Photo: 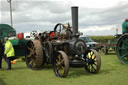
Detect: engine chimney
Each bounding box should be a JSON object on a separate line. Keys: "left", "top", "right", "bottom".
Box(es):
{"left": 71, "top": 6, "right": 79, "bottom": 39}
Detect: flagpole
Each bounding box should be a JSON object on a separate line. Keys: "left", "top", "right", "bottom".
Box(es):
{"left": 7, "top": 0, "right": 13, "bottom": 27}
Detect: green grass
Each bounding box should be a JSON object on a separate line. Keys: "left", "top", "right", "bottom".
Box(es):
{"left": 0, "top": 52, "right": 128, "bottom": 85}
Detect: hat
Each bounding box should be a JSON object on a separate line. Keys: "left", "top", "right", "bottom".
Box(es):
{"left": 125, "top": 19, "right": 128, "bottom": 22}
{"left": 64, "top": 24, "right": 68, "bottom": 28}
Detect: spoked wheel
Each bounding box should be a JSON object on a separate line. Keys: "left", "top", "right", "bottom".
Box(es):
{"left": 53, "top": 51, "right": 69, "bottom": 78}
{"left": 116, "top": 34, "right": 128, "bottom": 64}
{"left": 101, "top": 45, "right": 108, "bottom": 55}
{"left": 25, "top": 40, "right": 44, "bottom": 69}
{"left": 84, "top": 49, "right": 101, "bottom": 73}
{"left": 30, "top": 30, "right": 38, "bottom": 38}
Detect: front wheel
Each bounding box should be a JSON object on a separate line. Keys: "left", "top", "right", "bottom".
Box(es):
{"left": 53, "top": 51, "right": 69, "bottom": 78}
{"left": 84, "top": 49, "right": 101, "bottom": 73}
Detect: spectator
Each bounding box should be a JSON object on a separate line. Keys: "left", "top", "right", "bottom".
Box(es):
{"left": 4, "top": 37, "right": 15, "bottom": 70}
{"left": 0, "top": 40, "right": 4, "bottom": 69}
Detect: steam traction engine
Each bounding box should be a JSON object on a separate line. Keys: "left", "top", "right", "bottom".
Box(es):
{"left": 25, "top": 7, "right": 101, "bottom": 78}
{"left": 116, "top": 19, "right": 128, "bottom": 64}
{"left": 116, "top": 33, "right": 128, "bottom": 64}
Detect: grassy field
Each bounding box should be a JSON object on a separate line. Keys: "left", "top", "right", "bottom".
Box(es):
{"left": 0, "top": 52, "right": 128, "bottom": 85}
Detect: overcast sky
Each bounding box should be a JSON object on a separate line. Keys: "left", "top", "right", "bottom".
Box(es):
{"left": 0, "top": 0, "right": 128, "bottom": 35}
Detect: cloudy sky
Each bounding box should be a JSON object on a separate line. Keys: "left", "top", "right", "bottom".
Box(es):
{"left": 0, "top": 0, "right": 128, "bottom": 35}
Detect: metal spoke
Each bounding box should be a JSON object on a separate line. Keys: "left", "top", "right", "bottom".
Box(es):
{"left": 118, "top": 47, "right": 127, "bottom": 50}
{"left": 28, "top": 47, "right": 33, "bottom": 51}
{"left": 92, "top": 64, "right": 97, "bottom": 69}
{"left": 91, "top": 51, "right": 94, "bottom": 56}
{"left": 56, "top": 58, "right": 59, "bottom": 63}
{"left": 122, "top": 39, "right": 128, "bottom": 46}
{"left": 60, "top": 59, "right": 64, "bottom": 64}
{"left": 91, "top": 65, "right": 96, "bottom": 72}
{"left": 61, "top": 65, "right": 65, "bottom": 70}
{"left": 56, "top": 65, "right": 59, "bottom": 71}
{"left": 93, "top": 63, "right": 97, "bottom": 66}
{"left": 94, "top": 59, "right": 97, "bottom": 62}
{"left": 123, "top": 57, "right": 128, "bottom": 61}
{"left": 57, "top": 65, "right": 64, "bottom": 75}
{"left": 121, "top": 48, "right": 128, "bottom": 52}
{"left": 56, "top": 63, "right": 58, "bottom": 67}
{"left": 58, "top": 55, "right": 61, "bottom": 61}
{"left": 118, "top": 48, "right": 127, "bottom": 55}
{"left": 91, "top": 54, "right": 96, "bottom": 59}
{"left": 88, "top": 52, "right": 91, "bottom": 59}
{"left": 29, "top": 59, "right": 34, "bottom": 65}
{"left": 88, "top": 65, "right": 91, "bottom": 72}
{"left": 27, "top": 52, "right": 33, "bottom": 58}
{"left": 121, "top": 52, "right": 128, "bottom": 58}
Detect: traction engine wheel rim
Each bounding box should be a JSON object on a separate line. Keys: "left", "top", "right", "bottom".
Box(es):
{"left": 53, "top": 51, "right": 69, "bottom": 78}
{"left": 116, "top": 34, "right": 128, "bottom": 64}
{"left": 85, "top": 49, "right": 101, "bottom": 73}
{"left": 25, "top": 40, "right": 44, "bottom": 69}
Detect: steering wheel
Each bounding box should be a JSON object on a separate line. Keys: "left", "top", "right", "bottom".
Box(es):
{"left": 30, "top": 30, "right": 38, "bottom": 38}
{"left": 54, "top": 23, "right": 64, "bottom": 32}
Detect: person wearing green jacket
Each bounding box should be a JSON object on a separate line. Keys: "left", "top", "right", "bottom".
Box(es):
{"left": 4, "top": 37, "right": 15, "bottom": 70}
{"left": 122, "top": 19, "right": 128, "bottom": 34}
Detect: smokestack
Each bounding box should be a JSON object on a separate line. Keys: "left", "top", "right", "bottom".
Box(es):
{"left": 71, "top": 6, "right": 79, "bottom": 39}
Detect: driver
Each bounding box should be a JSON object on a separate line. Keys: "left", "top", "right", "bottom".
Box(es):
{"left": 122, "top": 19, "right": 128, "bottom": 34}
{"left": 63, "top": 24, "right": 69, "bottom": 29}
{"left": 60, "top": 24, "right": 69, "bottom": 38}
{"left": 60, "top": 24, "right": 72, "bottom": 39}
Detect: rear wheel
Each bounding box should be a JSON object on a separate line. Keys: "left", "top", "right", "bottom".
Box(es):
{"left": 84, "top": 49, "right": 101, "bottom": 73}
{"left": 25, "top": 40, "right": 44, "bottom": 69}
{"left": 53, "top": 51, "right": 69, "bottom": 78}
{"left": 116, "top": 34, "right": 128, "bottom": 64}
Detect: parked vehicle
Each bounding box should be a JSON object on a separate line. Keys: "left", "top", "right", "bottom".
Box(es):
{"left": 25, "top": 7, "right": 101, "bottom": 78}
{"left": 0, "top": 24, "right": 29, "bottom": 58}
{"left": 80, "top": 35, "right": 98, "bottom": 49}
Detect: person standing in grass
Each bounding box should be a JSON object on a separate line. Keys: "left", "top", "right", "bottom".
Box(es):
{"left": 4, "top": 37, "right": 15, "bottom": 70}
{"left": 0, "top": 39, "right": 4, "bottom": 69}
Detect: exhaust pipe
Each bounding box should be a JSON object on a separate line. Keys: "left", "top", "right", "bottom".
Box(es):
{"left": 71, "top": 6, "right": 79, "bottom": 39}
